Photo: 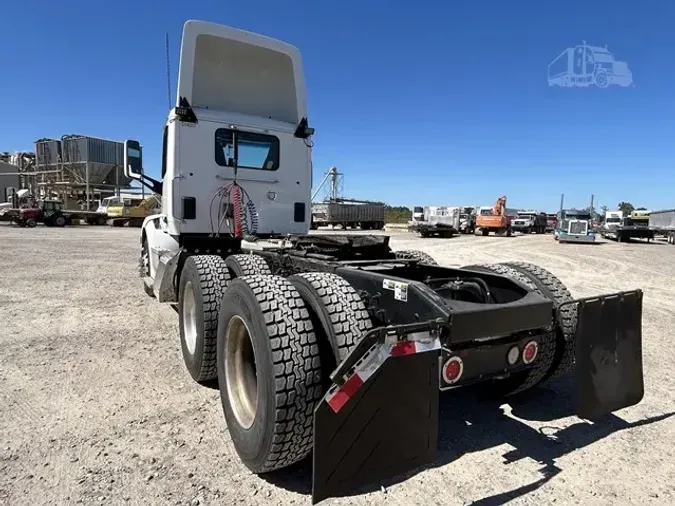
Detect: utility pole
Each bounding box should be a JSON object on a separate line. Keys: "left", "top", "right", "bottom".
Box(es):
{"left": 559, "top": 193, "right": 564, "bottom": 212}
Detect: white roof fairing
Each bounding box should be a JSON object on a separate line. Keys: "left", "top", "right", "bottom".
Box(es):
{"left": 176, "top": 20, "right": 307, "bottom": 125}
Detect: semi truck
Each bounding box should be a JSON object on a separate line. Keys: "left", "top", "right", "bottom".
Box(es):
{"left": 649, "top": 209, "right": 675, "bottom": 245}
{"left": 126, "top": 20, "right": 645, "bottom": 504}
{"left": 554, "top": 209, "right": 596, "bottom": 243}
{"left": 310, "top": 198, "right": 385, "bottom": 230}
{"left": 408, "top": 205, "right": 460, "bottom": 237}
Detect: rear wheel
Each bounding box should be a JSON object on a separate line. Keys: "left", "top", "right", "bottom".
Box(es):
{"left": 504, "top": 261, "right": 577, "bottom": 384}
{"left": 178, "top": 255, "right": 231, "bottom": 382}
{"left": 225, "top": 254, "right": 271, "bottom": 278}
{"left": 394, "top": 249, "right": 439, "bottom": 265}
{"left": 217, "top": 275, "right": 323, "bottom": 473}
{"left": 26, "top": 218, "right": 37, "bottom": 228}
{"left": 289, "top": 272, "right": 372, "bottom": 369}
{"left": 139, "top": 238, "right": 154, "bottom": 297}
{"left": 461, "top": 263, "right": 557, "bottom": 395}
{"left": 54, "top": 215, "right": 66, "bottom": 227}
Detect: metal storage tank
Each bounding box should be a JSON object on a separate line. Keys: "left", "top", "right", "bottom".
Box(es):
{"left": 34, "top": 138, "right": 62, "bottom": 167}
{"left": 61, "top": 135, "right": 131, "bottom": 186}
{"left": 0, "top": 161, "right": 21, "bottom": 202}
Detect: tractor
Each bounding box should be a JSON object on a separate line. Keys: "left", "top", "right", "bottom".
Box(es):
{"left": 125, "top": 20, "right": 645, "bottom": 504}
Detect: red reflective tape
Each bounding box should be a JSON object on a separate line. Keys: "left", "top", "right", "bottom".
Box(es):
{"left": 326, "top": 373, "right": 364, "bottom": 413}
{"left": 391, "top": 341, "right": 417, "bottom": 356}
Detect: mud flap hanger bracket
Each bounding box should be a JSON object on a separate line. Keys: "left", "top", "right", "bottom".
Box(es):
{"left": 329, "top": 318, "right": 446, "bottom": 386}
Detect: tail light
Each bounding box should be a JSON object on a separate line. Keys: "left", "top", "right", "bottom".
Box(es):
{"left": 523, "top": 341, "right": 538, "bottom": 364}
{"left": 442, "top": 356, "right": 464, "bottom": 384}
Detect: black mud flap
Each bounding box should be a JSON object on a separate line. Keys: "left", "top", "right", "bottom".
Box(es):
{"left": 573, "top": 290, "right": 644, "bottom": 420}
{"left": 311, "top": 341, "right": 440, "bottom": 504}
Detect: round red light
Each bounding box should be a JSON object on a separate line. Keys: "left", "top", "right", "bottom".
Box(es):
{"left": 523, "top": 341, "right": 538, "bottom": 364}
{"left": 442, "top": 357, "right": 464, "bottom": 384}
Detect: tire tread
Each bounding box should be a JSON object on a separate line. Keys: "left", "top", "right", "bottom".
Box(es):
{"left": 232, "top": 274, "right": 323, "bottom": 472}
{"left": 182, "top": 255, "right": 231, "bottom": 382}
{"left": 290, "top": 272, "right": 372, "bottom": 361}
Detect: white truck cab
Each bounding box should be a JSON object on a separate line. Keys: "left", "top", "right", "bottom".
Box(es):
{"left": 123, "top": 21, "right": 315, "bottom": 298}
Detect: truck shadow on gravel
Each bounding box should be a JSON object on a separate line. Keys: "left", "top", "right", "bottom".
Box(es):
{"left": 261, "top": 380, "right": 673, "bottom": 504}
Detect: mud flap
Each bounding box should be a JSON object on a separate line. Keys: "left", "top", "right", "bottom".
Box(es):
{"left": 311, "top": 339, "right": 440, "bottom": 504}
{"left": 573, "top": 290, "right": 644, "bottom": 419}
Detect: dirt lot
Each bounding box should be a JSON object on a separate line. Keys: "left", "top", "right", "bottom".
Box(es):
{"left": 1, "top": 225, "right": 674, "bottom": 506}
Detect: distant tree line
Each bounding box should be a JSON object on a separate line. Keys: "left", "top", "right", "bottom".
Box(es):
{"left": 385, "top": 205, "right": 412, "bottom": 224}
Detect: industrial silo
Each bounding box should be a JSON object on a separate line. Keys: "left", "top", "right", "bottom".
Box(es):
{"left": 61, "top": 134, "right": 131, "bottom": 187}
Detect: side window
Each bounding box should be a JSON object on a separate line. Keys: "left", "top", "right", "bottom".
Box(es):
{"left": 215, "top": 129, "right": 280, "bottom": 171}
{"left": 161, "top": 125, "right": 168, "bottom": 179}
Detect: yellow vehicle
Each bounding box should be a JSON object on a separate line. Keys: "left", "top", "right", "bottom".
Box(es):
{"left": 107, "top": 195, "right": 161, "bottom": 227}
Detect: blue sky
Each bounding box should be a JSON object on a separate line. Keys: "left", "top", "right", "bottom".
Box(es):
{"left": 2, "top": 0, "right": 674, "bottom": 212}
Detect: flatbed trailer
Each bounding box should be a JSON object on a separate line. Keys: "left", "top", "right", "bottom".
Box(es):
{"left": 66, "top": 209, "right": 108, "bottom": 226}
{"left": 409, "top": 221, "right": 457, "bottom": 237}
{"left": 125, "top": 20, "right": 646, "bottom": 504}
{"left": 5, "top": 201, "right": 107, "bottom": 227}
{"left": 603, "top": 223, "right": 655, "bottom": 242}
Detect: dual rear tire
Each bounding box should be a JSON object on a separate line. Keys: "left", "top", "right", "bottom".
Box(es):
{"left": 178, "top": 253, "right": 372, "bottom": 473}
{"left": 462, "top": 261, "right": 576, "bottom": 395}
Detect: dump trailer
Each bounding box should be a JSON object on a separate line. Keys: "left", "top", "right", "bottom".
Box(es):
{"left": 311, "top": 198, "right": 385, "bottom": 230}
{"left": 649, "top": 209, "right": 675, "bottom": 245}
{"left": 409, "top": 205, "right": 460, "bottom": 237}
{"left": 545, "top": 213, "right": 557, "bottom": 233}
{"left": 126, "top": 21, "right": 645, "bottom": 505}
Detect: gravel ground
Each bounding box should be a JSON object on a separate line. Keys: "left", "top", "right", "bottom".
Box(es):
{"left": 1, "top": 224, "right": 674, "bottom": 506}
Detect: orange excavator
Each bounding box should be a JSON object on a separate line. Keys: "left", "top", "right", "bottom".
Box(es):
{"left": 475, "top": 196, "right": 511, "bottom": 236}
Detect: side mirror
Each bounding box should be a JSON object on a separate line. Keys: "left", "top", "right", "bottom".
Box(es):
{"left": 124, "top": 140, "right": 143, "bottom": 180}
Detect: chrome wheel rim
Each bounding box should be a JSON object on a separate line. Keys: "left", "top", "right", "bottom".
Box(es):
{"left": 182, "top": 281, "right": 197, "bottom": 355}
{"left": 225, "top": 315, "right": 258, "bottom": 429}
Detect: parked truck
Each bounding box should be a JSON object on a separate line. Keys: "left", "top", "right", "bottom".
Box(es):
{"left": 554, "top": 209, "right": 596, "bottom": 243}
{"left": 409, "top": 205, "right": 460, "bottom": 238}
{"left": 311, "top": 198, "right": 385, "bottom": 230}
{"left": 125, "top": 20, "right": 645, "bottom": 504}
{"left": 545, "top": 213, "right": 557, "bottom": 233}
{"left": 458, "top": 206, "right": 476, "bottom": 234}
{"left": 649, "top": 209, "right": 675, "bottom": 245}
{"left": 511, "top": 210, "right": 547, "bottom": 234}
